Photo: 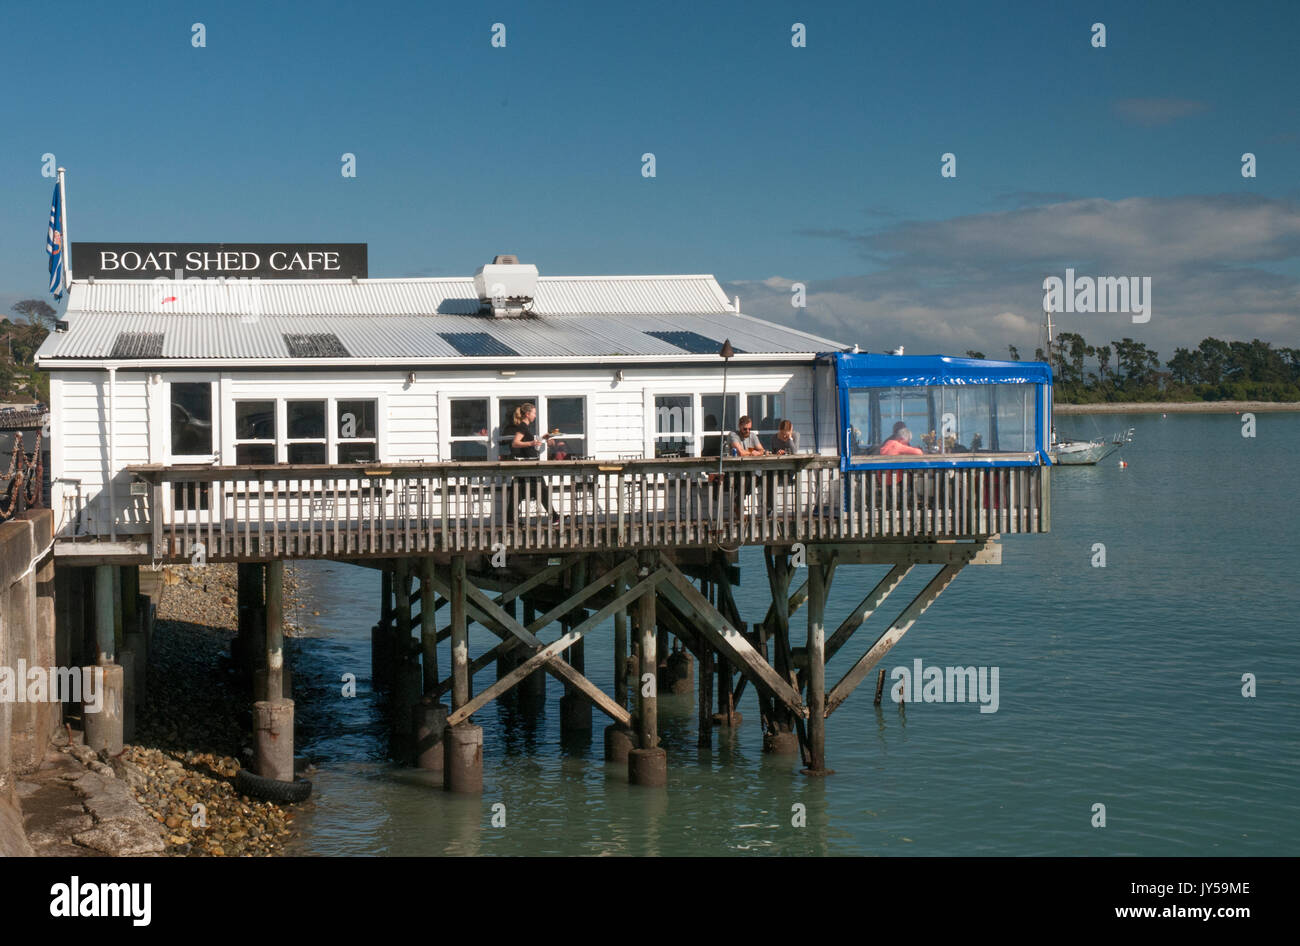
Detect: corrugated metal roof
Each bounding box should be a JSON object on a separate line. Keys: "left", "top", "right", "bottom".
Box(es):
{"left": 37, "top": 273, "right": 848, "bottom": 362}
{"left": 64, "top": 274, "right": 735, "bottom": 317}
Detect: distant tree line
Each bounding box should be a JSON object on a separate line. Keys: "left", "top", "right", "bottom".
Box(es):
{"left": 975, "top": 336, "right": 1300, "bottom": 403}
{"left": 2, "top": 299, "right": 54, "bottom": 403}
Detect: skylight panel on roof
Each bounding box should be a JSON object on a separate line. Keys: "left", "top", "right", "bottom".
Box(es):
{"left": 283, "top": 333, "right": 350, "bottom": 357}
{"left": 437, "top": 332, "right": 520, "bottom": 357}
{"left": 643, "top": 330, "right": 746, "bottom": 355}
{"left": 110, "top": 332, "right": 164, "bottom": 358}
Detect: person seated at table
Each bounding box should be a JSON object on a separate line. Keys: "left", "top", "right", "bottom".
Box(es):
{"left": 879, "top": 422, "right": 924, "bottom": 456}
{"left": 727, "top": 415, "right": 766, "bottom": 517}
{"left": 728, "top": 415, "right": 767, "bottom": 457}
{"left": 772, "top": 419, "right": 799, "bottom": 455}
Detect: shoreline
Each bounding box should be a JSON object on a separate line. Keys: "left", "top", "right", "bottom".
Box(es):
{"left": 1054, "top": 400, "right": 1299, "bottom": 415}
{"left": 124, "top": 562, "right": 312, "bottom": 856}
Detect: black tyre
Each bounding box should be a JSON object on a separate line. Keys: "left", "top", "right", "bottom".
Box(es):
{"left": 234, "top": 767, "right": 313, "bottom": 804}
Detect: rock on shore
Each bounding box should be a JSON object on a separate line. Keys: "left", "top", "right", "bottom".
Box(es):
{"left": 126, "top": 562, "right": 309, "bottom": 856}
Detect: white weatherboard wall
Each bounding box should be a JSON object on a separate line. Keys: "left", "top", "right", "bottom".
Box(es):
{"left": 48, "top": 362, "right": 835, "bottom": 539}
{"left": 51, "top": 371, "right": 152, "bottom": 537}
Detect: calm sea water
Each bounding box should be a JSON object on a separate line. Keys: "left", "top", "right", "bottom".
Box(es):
{"left": 280, "top": 412, "right": 1300, "bottom": 856}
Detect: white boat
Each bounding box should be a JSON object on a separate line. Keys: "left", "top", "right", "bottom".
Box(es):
{"left": 1050, "top": 427, "right": 1133, "bottom": 465}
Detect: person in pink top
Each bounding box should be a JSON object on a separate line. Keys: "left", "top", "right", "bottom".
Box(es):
{"left": 879, "top": 422, "right": 924, "bottom": 457}
{"left": 878, "top": 422, "right": 924, "bottom": 492}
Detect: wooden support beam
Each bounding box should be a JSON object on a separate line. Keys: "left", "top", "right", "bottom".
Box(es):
{"left": 445, "top": 568, "right": 663, "bottom": 727}
{"left": 824, "top": 563, "right": 966, "bottom": 718}
{"left": 808, "top": 540, "right": 1000, "bottom": 566}
{"left": 94, "top": 564, "right": 115, "bottom": 662}
{"left": 265, "top": 560, "right": 284, "bottom": 701}
{"left": 380, "top": 567, "right": 393, "bottom": 627}
{"left": 698, "top": 646, "right": 713, "bottom": 748}
{"left": 456, "top": 573, "right": 634, "bottom": 726}
{"left": 805, "top": 560, "right": 829, "bottom": 771}
{"left": 636, "top": 554, "right": 659, "bottom": 749}
{"left": 495, "top": 557, "right": 576, "bottom": 609}
{"left": 395, "top": 559, "right": 412, "bottom": 657}
{"left": 655, "top": 555, "right": 806, "bottom": 716}
{"left": 420, "top": 557, "right": 438, "bottom": 695}
{"left": 450, "top": 556, "right": 468, "bottom": 709}
{"left": 654, "top": 602, "right": 703, "bottom": 660}
{"left": 823, "top": 564, "right": 912, "bottom": 663}
{"left": 614, "top": 571, "right": 628, "bottom": 708}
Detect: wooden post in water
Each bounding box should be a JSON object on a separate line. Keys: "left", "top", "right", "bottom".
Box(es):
{"left": 604, "top": 566, "right": 636, "bottom": 762}
{"left": 614, "top": 571, "right": 628, "bottom": 708}
{"left": 803, "top": 558, "right": 831, "bottom": 775}
{"left": 698, "top": 646, "right": 713, "bottom": 749}
{"left": 254, "top": 559, "right": 295, "bottom": 782}
{"left": 628, "top": 552, "right": 667, "bottom": 785}
{"left": 449, "top": 556, "right": 468, "bottom": 710}
{"left": 560, "top": 556, "right": 592, "bottom": 733}
{"left": 444, "top": 554, "right": 483, "bottom": 792}
{"left": 371, "top": 567, "right": 394, "bottom": 690}
{"left": 763, "top": 551, "right": 799, "bottom": 754}
{"left": 392, "top": 559, "right": 420, "bottom": 737}
{"left": 264, "top": 561, "right": 284, "bottom": 702}
{"left": 420, "top": 557, "right": 439, "bottom": 695}
{"left": 518, "top": 596, "right": 546, "bottom": 705}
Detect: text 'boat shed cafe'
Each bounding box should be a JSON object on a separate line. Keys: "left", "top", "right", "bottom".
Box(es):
{"left": 33, "top": 240, "right": 1054, "bottom": 785}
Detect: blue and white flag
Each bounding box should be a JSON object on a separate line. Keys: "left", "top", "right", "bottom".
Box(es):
{"left": 47, "top": 182, "right": 64, "bottom": 299}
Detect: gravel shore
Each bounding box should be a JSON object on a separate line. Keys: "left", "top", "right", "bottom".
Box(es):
{"left": 126, "top": 562, "right": 313, "bottom": 857}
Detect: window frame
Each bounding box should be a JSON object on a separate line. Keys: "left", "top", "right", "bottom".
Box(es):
{"left": 842, "top": 382, "right": 1045, "bottom": 469}
{"left": 166, "top": 378, "right": 218, "bottom": 463}
{"left": 221, "top": 393, "right": 381, "bottom": 466}
{"left": 232, "top": 399, "right": 277, "bottom": 465}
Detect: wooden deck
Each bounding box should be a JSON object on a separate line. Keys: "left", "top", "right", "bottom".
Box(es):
{"left": 112, "top": 456, "right": 1050, "bottom": 563}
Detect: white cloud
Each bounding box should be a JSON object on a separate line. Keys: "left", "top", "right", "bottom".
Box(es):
{"left": 729, "top": 195, "right": 1300, "bottom": 360}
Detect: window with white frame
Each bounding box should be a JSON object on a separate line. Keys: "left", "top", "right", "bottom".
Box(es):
{"left": 286, "top": 400, "right": 327, "bottom": 464}
{"left": 546, "top": 396, "right": 586, "bottom": 459}
{"left": 449, "top": 398, "right": 491, "bottom": 461}
{"left": 337, "top": 400, "right": 378, "bottom": 463}
{"left": 700, "top": 393, "right": 739, "bottom": 456}
{"left": 170, "top": 382, "right": 214, "bottom": 457}
{"left": 746, "top": 393, "right": 785, "bottom": 450}
{"left": 234, "top": 400, "right": 276, "bottom": 464}
{"left": 654, "top": 395, "right": 693, "bottom": 456}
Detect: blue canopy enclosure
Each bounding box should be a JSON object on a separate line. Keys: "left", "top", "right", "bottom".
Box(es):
{"left": 827, "top": 352, "right": 1053, "bottom": 469}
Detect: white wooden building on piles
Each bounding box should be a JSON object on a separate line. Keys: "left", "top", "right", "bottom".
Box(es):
{"left": 36, "top": 258, "right": 847, "bottom": 551}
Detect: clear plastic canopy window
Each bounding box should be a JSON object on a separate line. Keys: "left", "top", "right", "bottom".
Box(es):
{"left": 847, "top": 384, "right": 1037, "bottom": 456}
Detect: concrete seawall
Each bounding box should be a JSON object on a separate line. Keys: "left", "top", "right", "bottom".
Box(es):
{"left": 0, "top": 508, "right": 55, "bottom": 855}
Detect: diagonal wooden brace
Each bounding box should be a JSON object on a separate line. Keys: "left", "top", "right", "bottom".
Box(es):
{"left": 824, "top": 564, "right": 913, "bottom": 663}
{"left": 458, "top": 573, "right": 634, "bottom": 727}
{"left": 824, "top": 562, "right": 965, "bottom": 718}
{"left": 656, "top": 554, "right": 807, "bottom": 717}
{"left": 445, "top": 567, "right": 667, "bottom": 727}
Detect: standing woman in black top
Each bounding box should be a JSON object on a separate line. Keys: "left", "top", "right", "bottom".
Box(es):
{"left": 505, "top": 402, "right": 560, "bottom": 524}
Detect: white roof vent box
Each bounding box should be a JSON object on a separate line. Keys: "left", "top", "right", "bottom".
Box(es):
{"left": 473, "top": 255, "right": 539, "bottom": 317}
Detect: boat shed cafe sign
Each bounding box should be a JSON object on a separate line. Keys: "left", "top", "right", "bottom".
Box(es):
{"left": 71, "top": 243, "right": 368, "bottom": 280}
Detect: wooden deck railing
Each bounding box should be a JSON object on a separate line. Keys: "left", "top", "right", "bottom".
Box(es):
{"left": 126, "top": 456, "right": 1050, "bottom": 561}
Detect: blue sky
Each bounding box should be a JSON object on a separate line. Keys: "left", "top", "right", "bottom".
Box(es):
{"left": 2, "top": 0, "right": 1297, "bottom": 356}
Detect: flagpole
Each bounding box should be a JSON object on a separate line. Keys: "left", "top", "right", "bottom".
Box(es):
{"left": 57, "top": 166, "right": 71, "bottom": 291}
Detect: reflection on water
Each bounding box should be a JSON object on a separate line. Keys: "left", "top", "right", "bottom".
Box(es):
{"left": 282, "top": 414, "right": 1300, "bottom": 855}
